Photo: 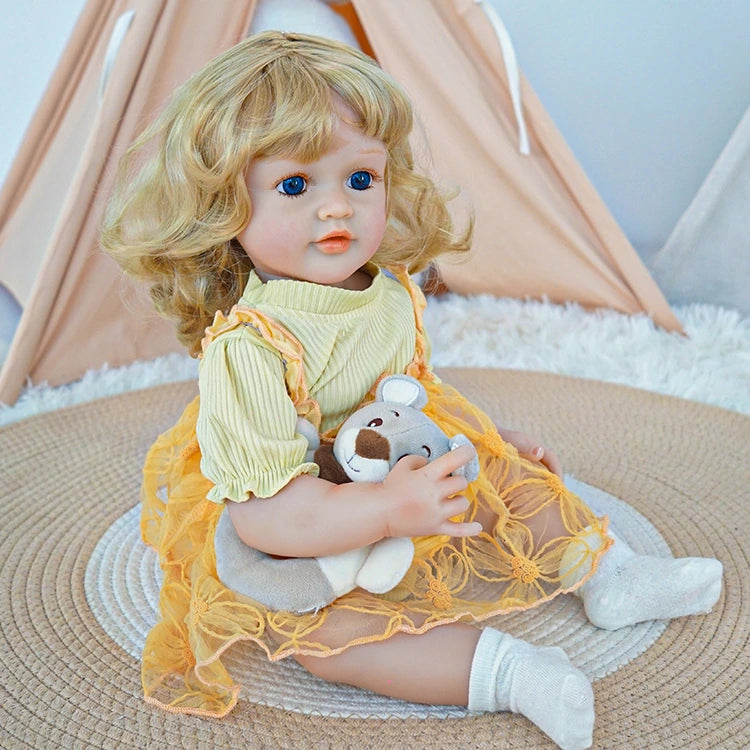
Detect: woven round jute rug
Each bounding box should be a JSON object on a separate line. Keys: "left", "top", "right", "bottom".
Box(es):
{"left": 1, "top": 368, "right": 747, "bottom": 749}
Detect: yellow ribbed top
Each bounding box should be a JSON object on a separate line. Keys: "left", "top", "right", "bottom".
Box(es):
{"left": 196, "top": 266, "right": 419, "bottom": 502}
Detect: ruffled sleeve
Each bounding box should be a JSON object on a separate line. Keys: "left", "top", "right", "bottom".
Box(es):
{"left": 196, "top": 327, "right": 319, "bottom": 502}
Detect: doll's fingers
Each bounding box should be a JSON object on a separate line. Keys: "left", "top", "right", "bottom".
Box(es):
{"left": 426, "top": 443, "right": 475, "bottom": 478}
{"left": 539, "top": 447, "right": 563, "bottom": 477}
{"left": 517, "top": 445, "right": 563, "bottom": 478}
{"left": 499, "top": 427, "right": 564, "bottom": 478}
{"left": 394, "top": 454, "right": 429, "bottom": 471}
{"left": 441, "top": 473, "right": 469, "bottom": 498}
{"left": 442, "top": 494, "right": 470, "bottom": 518}
{"left": 441, "top": 520, "right": 482, "bottom": 537}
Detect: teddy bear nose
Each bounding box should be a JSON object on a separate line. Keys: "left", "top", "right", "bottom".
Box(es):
{"left": 355, "top": 429, "right": 390, "bottom": 461}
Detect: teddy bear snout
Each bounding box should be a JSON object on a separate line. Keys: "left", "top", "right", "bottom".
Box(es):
{"left": 355, "top": 429, "right": 391, "bottom": 461}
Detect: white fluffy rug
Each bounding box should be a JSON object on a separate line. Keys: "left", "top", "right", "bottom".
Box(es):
{"left": 1, "top": 296, "right": 748, "bottom": 426}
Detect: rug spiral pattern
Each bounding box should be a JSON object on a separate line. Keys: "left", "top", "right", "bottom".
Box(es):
{"left": 1, "top": 369, "right": 748, "bottom": 748}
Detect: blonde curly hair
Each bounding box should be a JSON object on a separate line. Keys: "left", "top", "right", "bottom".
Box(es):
{"left": 101, "top": 31, "right": 471, "bottom": 355}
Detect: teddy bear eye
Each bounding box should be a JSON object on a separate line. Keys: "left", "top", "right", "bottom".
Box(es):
{"left": 391, "top": 410, "right": 400, "bottom": 417}
{"left": 422, "top": 445, "right": 432, "bottom": 457}
{"left": 367, "top": 418, "right": 383, "bottom": 428}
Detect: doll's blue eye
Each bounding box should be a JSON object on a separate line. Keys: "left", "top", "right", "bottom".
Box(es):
{"left": 277, "top": 175, "right": 306, "bottom": 195}
{"left": 347, "top": 171, "right": 373, "bottom": 191}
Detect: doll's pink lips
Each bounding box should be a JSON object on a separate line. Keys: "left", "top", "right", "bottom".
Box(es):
{"left": 315, "top": 230, "right": 352, "bottom": 254}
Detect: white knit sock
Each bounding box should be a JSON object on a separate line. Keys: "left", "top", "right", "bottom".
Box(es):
{"left": 560, "top": 527, "right": 724, "bottom": 631}
{"left": 468, "top": 628, "right": 594, "bottom": 750}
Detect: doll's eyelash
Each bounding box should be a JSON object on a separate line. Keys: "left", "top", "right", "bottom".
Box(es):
{"left": 276, "top": 172, "right": 311, "bottom": 183}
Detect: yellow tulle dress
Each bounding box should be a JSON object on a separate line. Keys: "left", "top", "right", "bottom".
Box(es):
{"left": 139, "top": 267, "right": 610, "bottom": 716}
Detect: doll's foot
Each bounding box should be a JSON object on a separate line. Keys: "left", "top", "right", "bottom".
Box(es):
{"left": 469, "top": 628, "right": 594, "bottom": 750}
{"left": 500, "top": 642, "right": 594, "bottom": 750}
{"left": 583, "top": 553, "right": 723, "bottom": 630}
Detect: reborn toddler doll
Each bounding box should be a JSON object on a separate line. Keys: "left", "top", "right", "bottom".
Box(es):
{"left": 101, "top": 31, "right": 723, "bottom": 749}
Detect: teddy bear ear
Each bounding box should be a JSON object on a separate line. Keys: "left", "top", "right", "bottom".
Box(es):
{"left": 377, "top": 375, "right": 428, "bottom": 409}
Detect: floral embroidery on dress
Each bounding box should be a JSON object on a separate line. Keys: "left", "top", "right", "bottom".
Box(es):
{"left": 511, "top": 556, "right": 541, "bottom": 585}
{"left": 426, "top": 576, "right": 453, "bottom": 611}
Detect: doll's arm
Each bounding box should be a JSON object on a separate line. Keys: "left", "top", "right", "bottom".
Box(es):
{"left": 226, "top": 443, "right": 481, "bottom": 558}
{"left": 496, "top": 426, "right": 563, "bottom": 477}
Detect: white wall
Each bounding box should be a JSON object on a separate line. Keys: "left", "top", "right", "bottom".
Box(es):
{"left": 0, "top": 0, "right": 85, "bottom": 186}
{"left": 2, "top": 0, "right": 749, "bottom": 259}
{"left": 491, "top": 0, "right": 750, "bottom": 260}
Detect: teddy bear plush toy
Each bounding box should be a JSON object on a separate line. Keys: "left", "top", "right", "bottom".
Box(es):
{"left": 214, "top": 375, "right": 480, "bottom": 613}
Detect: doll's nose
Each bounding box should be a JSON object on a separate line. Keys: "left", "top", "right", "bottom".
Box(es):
{"left": 317, "top": 189, "right": 353, "bottom": 220}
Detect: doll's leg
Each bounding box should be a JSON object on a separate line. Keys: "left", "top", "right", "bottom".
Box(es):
{"left": 295, "top": 620, "right": 594, "bottom": 750}
{"left": 474, "top": 487, "right": 570, "bottom": 546}
{"left": 296, "top": 620, "right": 478, "bottom": 705}
{"left": 560, "top": 526, "right": 723, "bottom": 630}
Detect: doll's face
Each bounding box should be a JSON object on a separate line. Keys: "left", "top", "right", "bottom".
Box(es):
{"left": 236, "top": 112, "right": 388, "bottom": 289}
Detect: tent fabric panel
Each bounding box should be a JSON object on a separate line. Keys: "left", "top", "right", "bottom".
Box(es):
{"left": 651, "top": 106, "right": 750, "bottom": 315}
{"left": 352, "top": 0, "right": 681, "bottom": 331}
{"left": 0, "top": 1, "right": 111, "bottom": 227}
{"left": 30, "top": 0, "right": 260, "bottom": 385}
{"left": 0, "top": 0, "right": 175, "bottom": 403}
{"left": 0, "top": 0, "right": 682, "bottom": 405}
{"left": 0, "top": 0, "right": 258, "bottom": 404}
{"left": 0, "top": 1, "right": 114, "bottom": 305}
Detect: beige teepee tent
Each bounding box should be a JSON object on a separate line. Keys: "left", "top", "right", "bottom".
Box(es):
{"left": 0, "top": 0, "right": 681, "bottom": 405}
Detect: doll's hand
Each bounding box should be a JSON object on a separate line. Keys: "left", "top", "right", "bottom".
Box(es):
{"left": 497, "top": 427, "right": 563, "bottom": 477}
{"left": 380, "top": 443, "right": 482, "bottom": 538}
